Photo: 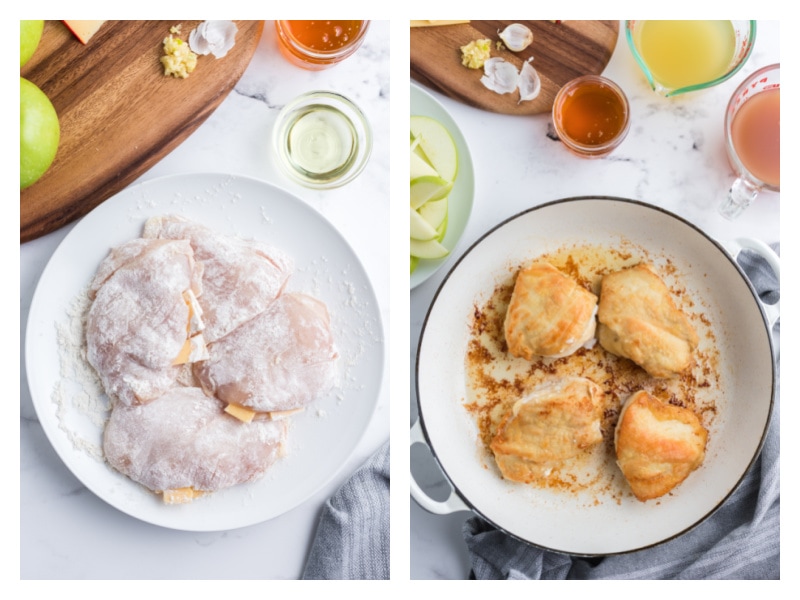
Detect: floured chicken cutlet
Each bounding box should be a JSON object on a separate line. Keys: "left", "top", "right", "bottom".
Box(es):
{"left": 615, "top": 390, "right": 707, "bottom": 501}
{"left": 504, "top": 262, "right": 598, "bottom": 359}
{"left": 103, "top": 386, "right": 287, "bottom": 502}
{"left": 490, "top": 376, "right": 605, "bottom": 483}
{"left": 86, "top": 238, "right": 207, "bottom": 407}
{"left": 143, "top": 215, "right": 294, "bottom": 343}
{"left": 597, "top": 263, "right": 698, "bottom": 378}
{"left": 194, "top": 292, "right": 339, "bottom": 414}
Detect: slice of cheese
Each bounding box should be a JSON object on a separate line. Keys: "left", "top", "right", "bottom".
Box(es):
{"left": 224, "top": 402, "right": 257, "bottom": 424}
{"left": 266, "top": 407, "right": 305, "bottom": 421}
{"left": 410, "top": 20, "right": 470, "bottom": 27}
{"left": 183, "top": 289, "right": 205, "bottom": 335}
{"left": 162, "top": 487, "right": 203, "bottom": 504}
{"left": 63, "top": 20, "right": 106, "bottom": 44}
{"left": 172, "top": 334, "right": 209, "bottom": 365}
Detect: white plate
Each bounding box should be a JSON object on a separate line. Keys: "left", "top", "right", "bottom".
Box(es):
{"left": 25, "top": 173, "right": 384, "bottom": 532}
{"left": 416, "top": 197, "right": 775, "bottom": 555}
{"left": 410, "top": 83, "right": 475, "bottom": 289}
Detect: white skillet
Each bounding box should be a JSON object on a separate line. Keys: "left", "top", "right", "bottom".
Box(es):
{"left": 412, "top": 197, "right": 778, "bottom": 555}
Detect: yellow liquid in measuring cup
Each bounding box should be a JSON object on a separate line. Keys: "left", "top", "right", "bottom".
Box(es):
{"left": 286, "top": 105, "right": 356, "bottom": 178}
{"left": 635, "top": 20, "right": 736, "bottom": 90}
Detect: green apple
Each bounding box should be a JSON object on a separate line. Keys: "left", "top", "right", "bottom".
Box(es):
{"left": 410, "top": 147, "right": 438, "bottom": 180}
{"left": 20, "top": 20, "right": 44, "bottom": 67}
{"left": 410, "top": 238, "right": 449, "bottom": 260}
{"left": 410, "top": 255, "right": 419, "bottom": 274}
{"left": 418, "top": 197, "right": 448, "bottom": 231}
{"left": 435, "top": 213, "right": 448, "bottom": 242}
{"left": 410, "top": 115, "right": 458, "bottom": 182}
{"left": 20, "top": 77, "right": 60, "bottom": 189}
{"left": 410, "top": 175, "right": 452, "bottom": 210}
{"left": 410, "top": 207, "right": 438, "bottom": 241}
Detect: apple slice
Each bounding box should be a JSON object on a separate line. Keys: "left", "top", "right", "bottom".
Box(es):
{"left": 418, "top": 197, "right": 448, "bottom": 231}
{"left": 410, "top": 207, "right": 438, "bottom": 241}
{"left": 411, "top": 255, "right": 419, "bottom": 274}
{"left": 410, "top": 238, "right": 449, "bottom": 260}
{"left": 410, "top": 116, "right": 458, "bottom": 182}
{"left": 436, "top": 213, "right": 448, "bottom": 242}
{"left": 411, "top": 148, "right": 439, "bottom": 180}
{"left": 411, "top": 175, "right": 452, "bottom": 210}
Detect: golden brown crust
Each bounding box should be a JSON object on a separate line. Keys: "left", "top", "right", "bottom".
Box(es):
{"left": 490, "top": 377, "right": 604, "bottom": 483}
{"left": 615, "top": 390, "right": 707, "bottom": 501}
{"left": 597, "top": 263, "right": 698, "bottom": 378}
{"left": 503, "top": 262, "right": 598, "bottom": 359}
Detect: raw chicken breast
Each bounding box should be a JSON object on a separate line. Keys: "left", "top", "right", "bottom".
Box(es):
{"left": 103, "top": 386, "right": 286, "bottom": 496}
{"left": 143, "top": 215, "right": 294, "bottom": 342}
{"left": 194, "top": 292, "right": 339, "bottom": 413}
{"left": 86, "top": 238, "right": 205, "bottom": 406}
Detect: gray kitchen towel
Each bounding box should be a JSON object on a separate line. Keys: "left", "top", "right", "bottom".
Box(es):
{"left": 464, "top": 245, "right": 780, "bottom": 580}
{"left": 302, "top": 441, "right": 390, "bottom": 580}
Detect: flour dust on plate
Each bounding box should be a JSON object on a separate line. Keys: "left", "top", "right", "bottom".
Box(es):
{"left": 26, "top": 173, "right": 384, "bottom": 531}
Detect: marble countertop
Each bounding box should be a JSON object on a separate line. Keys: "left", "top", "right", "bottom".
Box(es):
{"left": 410, "top": 20, "right": 780, "bottom": 579}
{"left": 20, "top": 20, "right": 389, "bottom": 580}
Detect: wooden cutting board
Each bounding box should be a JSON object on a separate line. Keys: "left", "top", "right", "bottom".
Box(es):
{"left": 411, "top": 20, "right": 619, "bottom": 115}
{"left": 20, "top": 20, "right": 264, "bottom": 242}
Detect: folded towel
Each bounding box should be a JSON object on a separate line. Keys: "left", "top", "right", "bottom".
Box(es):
{"left": 302, "top": 441, "right": 390, "bottom": 580}
{"left": 464, "top": 245, "right": 780, "bottom": 579}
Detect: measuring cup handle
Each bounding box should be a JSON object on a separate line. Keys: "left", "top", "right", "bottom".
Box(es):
{"left": 410, "top": 419, "right": 470, "bottom": 515}
{"left": 723, "top": 237, "right": 780, "bottom": 330}
{"left": 719, "top": 177, "right": 760, "bottom": 220}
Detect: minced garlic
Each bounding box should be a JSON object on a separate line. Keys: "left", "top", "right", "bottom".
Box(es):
{"left": 460, "top": 38, "right": 492, "bottom": 69}
{"left": 161, "top": 34, "right": 198, "bottom": 79}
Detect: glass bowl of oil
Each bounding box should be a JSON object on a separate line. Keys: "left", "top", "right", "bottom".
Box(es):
{"left": 273, "top": 91, "right": 372, "bottom": 189}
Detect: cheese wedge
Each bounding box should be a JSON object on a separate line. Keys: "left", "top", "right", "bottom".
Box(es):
{"left": 161, "top": 487, "right": 204, "bottom": 504}
{"left": 63, "top": 20, "right": 106, "bottom": 44}
{"left": 183, "top": 289, "right": 205, "bottom": 335}
{"left": 410, "top": 20, "right": 470, "bottom": 27}
{"left": 266, "top": 407, "right": 305, "bottom": 421}
{"left": 172, "top": 334, "right": 209, "bottom": 365}
{"left": 224, "top": 402, "right": 257, "bottom": 424}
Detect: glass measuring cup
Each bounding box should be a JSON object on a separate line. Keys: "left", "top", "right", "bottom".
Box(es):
{"left": 625, "top": 20, "right": 756, "bottom": 97}
{"left": 719, "top": 64, "right": 780, "bottom": 220}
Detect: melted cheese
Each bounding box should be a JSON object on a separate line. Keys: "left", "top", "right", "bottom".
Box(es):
{"left": 63, "top": 20, "right": 106, "bottom": 44}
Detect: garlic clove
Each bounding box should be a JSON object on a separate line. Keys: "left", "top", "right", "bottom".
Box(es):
{"left": 189, "top": 20, "right": 238, "bottom": 59}
{"left": 480, "top": 57, "right": 519, "bottom": 94}
{"left": 498, "top": 23, "right": 534, "bottom": 52}
{"left": 518, "top": 58, "right": 542, "bottom": 102}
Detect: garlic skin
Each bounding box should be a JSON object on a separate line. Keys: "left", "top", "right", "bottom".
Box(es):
{"left": 518, "top": 58, "right": 542, "bottom": 102}
{"left": 480, "top": 57, "right": 519, "bottom": 95}
{"left": 189, "top": 20, "right": 238, "bottom": 59}
{"left": 498, "top": 23, "right": 534, "bottom": 52}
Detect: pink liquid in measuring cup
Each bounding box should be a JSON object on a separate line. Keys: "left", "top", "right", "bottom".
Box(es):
{"left": 731, "top": 88, "right": 780, "bottom": 187}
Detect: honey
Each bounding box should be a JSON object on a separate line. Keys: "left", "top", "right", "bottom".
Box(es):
{"left": 275, "top": 20, "right": 370, "bottom": 70}
{"left": 552, "top": 75, "right": 630, "bottom": 157}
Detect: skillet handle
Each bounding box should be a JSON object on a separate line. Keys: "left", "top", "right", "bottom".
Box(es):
{"left": 410, "top": 419, "right": 470, "bottom": 514}
{"left": 723, "top": 237, "right": 780, "bottom": 330}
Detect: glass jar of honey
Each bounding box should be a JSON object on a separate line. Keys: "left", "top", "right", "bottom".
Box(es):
{"left": 275, "top": 20, "right": 370, "bottom": 70}
{"left": 552, "top": 75, "right": 630, "bottom": 158}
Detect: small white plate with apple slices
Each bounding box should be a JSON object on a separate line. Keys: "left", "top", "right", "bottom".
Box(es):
{"left": 411, "top": 83, "right": 475, "bottom": 289}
